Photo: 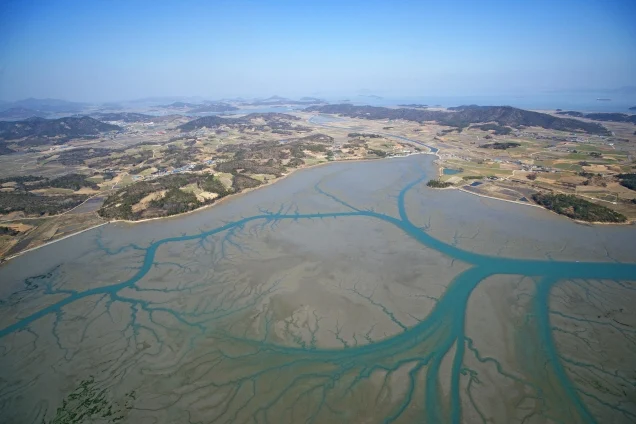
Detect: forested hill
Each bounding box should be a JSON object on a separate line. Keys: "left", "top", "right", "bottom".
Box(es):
{"left": 306, "top": 104, "right": 611, "bottom": 135}
{"left": 0, "top": 116, "right": 122, "bottom": 140}
{"left": 177, "top": 113, "right": 303, "bottom": 132}
{"left": 176, "top": 115, "right": 227, "bottom": 131}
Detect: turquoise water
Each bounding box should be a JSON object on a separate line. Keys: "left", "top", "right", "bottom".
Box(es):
{"left": 443, "top": 168, "right": 461, "bottom": 175}
{"left": 0, "top": 155, "right": 634, "bottom": 423}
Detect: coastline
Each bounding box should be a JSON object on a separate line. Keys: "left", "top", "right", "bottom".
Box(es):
{"left": 1, "top": 222, "right": 109, "bottom": 263}
{"left": 0, "top": 156, "right": 401, "bottom": 264}
{"left": 105, "top": 151, "right": 434, "bottom": 226}
{"left": 107, "top": 155, "right": 392, "bottom": 226}
{"left": 434, "top": 160, "right": 633, "bottom": 226}
{"left": 456, "top": 186, "right": 633, "bottom": 226}
{"left": 2, "top": 143, "right": 631, "bottom": 264}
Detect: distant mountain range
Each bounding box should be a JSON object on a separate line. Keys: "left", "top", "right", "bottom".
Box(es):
{"left": 0, "top": 116, "right": 121, "bottom": 141}
{"left": 157, "top": 101, "right": 239, "bottom": 113}
{"left": 91, "top": 112, "right": 157, "bottom": 123}
{"left": 158, "top": 101, "right": 200, "bottom": 109}
{"left": 125, "top": 96, "right": 207, "bottom": 105}
{"left": 245, "top": 96, "right": 326, "bottom": 106}
{"left": 187, "top": 103, "right": 239, "bottom": 113}
{"left": 306, "top": 104, "right": 611, "bottom": 135}
{"left": 398, "top": 104, "right": 428, "bottom": 108}
{"left": 556, "top": 111, "right": 636, "bottom": 124}
{"left": 0, "top": 98, "right": 88, "bottom": 114}
{"left": 0, "top": 107, "right": 47, "bottom": 120}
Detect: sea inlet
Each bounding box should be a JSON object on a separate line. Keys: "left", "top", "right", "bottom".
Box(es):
{"left": 0, "top": 154, "right": 634, "bottom": 423}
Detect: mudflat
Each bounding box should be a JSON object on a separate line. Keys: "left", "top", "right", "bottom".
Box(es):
{"left": 0, "top": 154, "right": 634, "bottom": 423}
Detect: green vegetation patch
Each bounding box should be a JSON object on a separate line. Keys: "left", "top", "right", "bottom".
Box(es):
{"left": 216, "top": 159, "right": 283, "bottom": 176}
{"left": 43, "top": 376, "right": 135, "bottom": 424}
{"left": 2, "top": 174, "right": 98, "bottom": 192}
{"left": 0, "top": 226, "right": 19, "bottom": 236}
{"left": 232, "top": 174, "right": 262, "bottom": 191}
{"left": 130, "top": 165, "right": 152, "bottom": 175}
{"left": 149, "top": 187, "right": 199, "bottom": 216}
{"left": 427, "top": 180, "right": 453, "bottom": 188}
{"left": 0, "top": 192, "right": 86, "bottom": 216}
{"left": 472, "top": 123, "right": 513, "bottom": 135}
{"left": 41, "top": 174, "right": 99, "bottom": 191}
{"left": 199, "top": 174, "right": 230, "bottom": 196}
{"left": 532, "top": 193, "right": 626, "bottom": 223}
{"left": 348, "top": 133, "right": 382, "bottom": 138}
{"left": 617, "top": 174, "right": 636, "bottom": 191}
{"left": 479, "top": 142, "right": 521, "bottom": 150}
{"left": 367, "top": 149, "right": 387, "bottom": 157}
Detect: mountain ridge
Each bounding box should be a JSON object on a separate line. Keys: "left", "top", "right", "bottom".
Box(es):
{"left": 306, "top": 104, "right": 610, "bottom": 135}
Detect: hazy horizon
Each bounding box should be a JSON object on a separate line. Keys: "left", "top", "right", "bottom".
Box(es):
{"left": 1, "top": 0, "right": 635, "bottom": 103}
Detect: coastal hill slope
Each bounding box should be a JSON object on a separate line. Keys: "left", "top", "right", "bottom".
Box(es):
{"left": 0, "top": 116, "right": 121, "bottom": 140}
{"left": 306, "top": 104, "right": 610, "bottom": 135}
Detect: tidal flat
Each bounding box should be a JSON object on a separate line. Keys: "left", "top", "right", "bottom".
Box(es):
{"left": 0, "top": 155, "right": 634, "bottom": 423}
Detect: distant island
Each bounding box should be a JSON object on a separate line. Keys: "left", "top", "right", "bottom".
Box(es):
{"left": 159, "top": 101, "right": 198, "bottom": 109}
{"left": 629, "top": 106, "right": 636, "bottom": 111}
{"left": 158, "top": 101, "right": 239, "bottom": 113}
{"left": 245, "top": 96, "right": 325, "bottom": 106}
{"left": 398, "top": 104, "right": 428, "bottom": 108}
{"left": 187, "top": 103, "right": 239, "bottom": 113}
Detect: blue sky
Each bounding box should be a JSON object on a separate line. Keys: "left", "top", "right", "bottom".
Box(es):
{"left": 0, "top": 0, "right": 634, "bottom": 102}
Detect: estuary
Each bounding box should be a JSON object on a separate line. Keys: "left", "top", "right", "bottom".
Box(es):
{"left": 0, "top": 154, "right": 634, "bottom": 423}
